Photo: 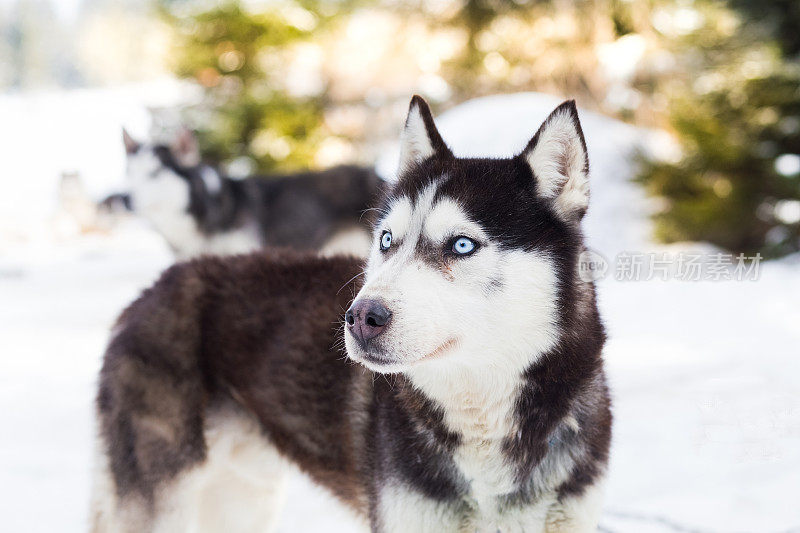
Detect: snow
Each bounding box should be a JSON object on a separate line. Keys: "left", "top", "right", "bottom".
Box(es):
{"left": 1, "top": 89, "right": 798, "bottom": 532}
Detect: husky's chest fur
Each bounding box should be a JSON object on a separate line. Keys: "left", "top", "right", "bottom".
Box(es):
{"left": 373, "top": 357, "right": 601, "bottom": 532}
{"left": 412, "top": 367, "right": 522, "bottom": 505}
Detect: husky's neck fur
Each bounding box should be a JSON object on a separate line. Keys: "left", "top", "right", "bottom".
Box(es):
{"left": 394, "top": 270, "right": 604, "bottom": 504}
{"left": 405, "top": 352, "right": 527, "bottom": 441}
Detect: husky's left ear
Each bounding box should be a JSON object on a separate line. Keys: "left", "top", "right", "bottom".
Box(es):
{"left": 122, "top": 128, "right": 141, "bottom": 155}
{"left": 171, "top": 127, "right": 201, "bottom": 167}
{"left": 522, "top": 100, "right": 589, "bottom": 220}
{"left": 398, "top": 95, "right": 451, "bottom": 172}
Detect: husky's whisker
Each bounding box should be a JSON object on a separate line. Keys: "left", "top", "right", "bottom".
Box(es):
{"left": 337, "top": 271, "right": 365, "bottom": 295}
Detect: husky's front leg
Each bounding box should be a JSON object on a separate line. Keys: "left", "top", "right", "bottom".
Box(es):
{"left": 372, "top": 482, "right": 466, "bottom": 533}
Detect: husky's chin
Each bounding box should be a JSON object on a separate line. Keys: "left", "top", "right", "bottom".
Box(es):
{"left": 346, "top": 342, "right": 404, "bottom": 374}
{"left": 344, "top": 329, "right": 404, "bottom": 373}
{"left": 345, "top": 327, "right": 460, "bottom": 374}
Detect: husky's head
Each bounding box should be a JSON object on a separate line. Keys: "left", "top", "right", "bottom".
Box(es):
{"left": 121, "top": 128, "right": 220, "bottom": 217}
{"left": 345, "top": 96, "right": 592, "bottom": 375}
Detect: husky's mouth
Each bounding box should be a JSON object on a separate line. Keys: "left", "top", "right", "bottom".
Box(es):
{"left": 359, "top": 351, "right": 395, "bottom": 366}
{"left": 346, "top": 340, "right": 397, "bottom": 369}
{"left": 349, "top": 350, "right": 406, "bottom": 373}
{"left": 349, "top": 336, "right": 460, "bottom": 373}
{"left": 414, "top": 337, "right": 459, "bottom": 364}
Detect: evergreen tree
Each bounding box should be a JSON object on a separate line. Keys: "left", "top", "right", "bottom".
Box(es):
{"left": 636, "top": 1, "right": 800, "bottom": 257}
{"left": 160, "top": 0, "right": 356, "bottom": 173}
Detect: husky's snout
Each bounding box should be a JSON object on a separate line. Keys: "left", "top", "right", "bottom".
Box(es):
{"left": 345, "top": 298, "right": 392, "bottom": 345}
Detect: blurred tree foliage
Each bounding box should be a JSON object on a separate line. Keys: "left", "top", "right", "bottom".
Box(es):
{"left": 634, "top": 1, "right": 800, "bottom": 257}
{"left": 161, "top": 0, "right": 800, "bottom": 256}
{"left": 159, "top": 1, "right": 357, "bottom": 172}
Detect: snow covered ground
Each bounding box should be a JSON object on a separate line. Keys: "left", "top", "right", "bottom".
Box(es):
{"left": 1, "top": 90, "right": 798, "bottom": 532}
{"left": 0, "top": 80, "right": 196, "bottom": 243}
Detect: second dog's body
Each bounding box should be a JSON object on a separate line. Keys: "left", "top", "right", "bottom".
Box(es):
{"left": 117, "top": 130, "right": 384, "bottom": 259}
{"left": 93, "top": 98, "right": 611, "bottom": 532}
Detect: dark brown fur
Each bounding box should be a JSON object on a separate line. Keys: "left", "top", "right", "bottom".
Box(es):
{"left": 97, "top": 251, "right": 369, "bottom": 511}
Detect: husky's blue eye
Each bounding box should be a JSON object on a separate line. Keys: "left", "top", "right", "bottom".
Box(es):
{"left": 380, "top": 230, "right": 392, "bottom": 251}
{"left": 452, "top": 236, "right": 476, "bottom": 255}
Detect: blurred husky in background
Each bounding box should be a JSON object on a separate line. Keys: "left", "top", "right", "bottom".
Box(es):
{"left": 109, "top": 128, "right": 384, "bottom": 259}
{"left": 92, "top": 96, "right": 611, "bottom": 532}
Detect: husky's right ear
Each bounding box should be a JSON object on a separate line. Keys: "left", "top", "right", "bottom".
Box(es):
{"left": 521, "top": 100, "right": 590, "bottom": 221}
{"left": 122, "top": 128, "right": 141, "bottom": 155}
{"left": 398, "top": 95, "right": 451, "bottom": 172}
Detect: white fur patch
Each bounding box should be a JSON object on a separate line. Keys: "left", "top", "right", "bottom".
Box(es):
{"left": 320, "top": 225, "right": 372, "bottom": 257}
{"left": 200, "top": 166, "right": 223, "bottom": 195}
{"left": 198, "top": 226, "right": 262, "bottom": 258}
{"left": 398, "top": 104, "right": 435, "bottom": 171}
{"left": 525, "top": 108, "right": 589, "bottom": 219}
{"left": 91, "top": 409, "right": 290, "bottom": 533}
{"left": 404, "top": 249, "right": 561, "bottom": 511}
{"left": 410, "top": 362, "right": 523, "bottom": 515}
{"left": 126, "top": 147, "right": 190, "bottom": 217}
{"left": 380, "top": 196, "right": 414, "bottom": 241}
{"left": 377, "top": 483, "right": 463, "bottom": 533}
{"left": 152, "top": 411, "right": 289, "bottom": 533}
{"left": 422, "top": 197, "right": 486, "bottom": 244}
{"left": 126, "top": 146, "right": 200, "bottom": 254}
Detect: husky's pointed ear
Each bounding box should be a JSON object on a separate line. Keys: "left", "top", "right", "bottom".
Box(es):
{"left": 398, "top": 95, "right": 451, "bottom": 171}
{"left": 522, "top": 100, "right": 590, "bottom": 220}
{"left": 122, "top": 128, "right": 140, "bottom": 155}
{"left": 171, "top": 127, "right": 201, "bottom": 167}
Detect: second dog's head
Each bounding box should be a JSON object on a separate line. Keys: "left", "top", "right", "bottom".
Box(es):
{"left": 121, "top": 128, "right": 222, "bottom": 216}
{"left": 345, "top": 96, "right": 592, "bottom": 374}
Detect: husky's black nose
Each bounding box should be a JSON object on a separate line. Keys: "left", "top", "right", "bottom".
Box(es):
{"left": 345, "top": 299, "right": 392, "bottom": 345}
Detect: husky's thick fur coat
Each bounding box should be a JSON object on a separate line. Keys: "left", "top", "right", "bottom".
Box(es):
{"left": 93, "top": 97, "right": 611, "bottom": 532}
{"left": 118, "top": 129, "right": 383, "bottom": 258}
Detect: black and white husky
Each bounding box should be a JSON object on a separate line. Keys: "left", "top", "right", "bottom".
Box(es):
{"left": 117, "top": 129, "right": 383, "bottom": 258}
{"left": 92, "top": 97, "right": 611, "bottom": 532}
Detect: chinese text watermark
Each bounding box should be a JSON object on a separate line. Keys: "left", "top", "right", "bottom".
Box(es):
{"left": 578, "top": 250, "right": 762, "bottom": 282}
